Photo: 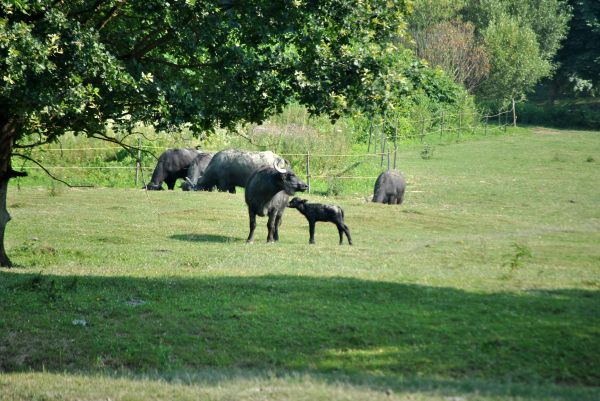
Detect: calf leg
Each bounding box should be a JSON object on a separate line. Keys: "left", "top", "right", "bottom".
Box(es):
{"left": 336, "top": 223, "right": 344, "bottom": 245}
{"left": 308, "top": 220, "right": 316, "bottom": 244}
{"left": 246, "top": 211, "right": 257, "bottom": 243}
{"left": 342, "top": 223, "right": 352, "bottom": 245}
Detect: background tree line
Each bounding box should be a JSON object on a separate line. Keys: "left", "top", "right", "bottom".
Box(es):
{"left": 407, "top": 0, "right": 599, "bottom": 128}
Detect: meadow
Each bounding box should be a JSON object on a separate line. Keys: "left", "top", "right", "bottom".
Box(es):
{"left": 0, "top": 127, "right": 599, "bottom": 400}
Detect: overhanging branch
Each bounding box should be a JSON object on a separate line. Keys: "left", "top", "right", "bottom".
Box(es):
{"left": 11, "top": 153, "right": 92, "bottom": 188}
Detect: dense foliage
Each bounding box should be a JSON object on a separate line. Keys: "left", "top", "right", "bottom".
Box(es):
{"left": 407, "top": 0, "right": 571, "bottom": 106}
{"left": 548, "top": 0, "right": 600, "bottom": 98}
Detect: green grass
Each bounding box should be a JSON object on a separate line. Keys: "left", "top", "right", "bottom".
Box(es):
{"left": 1, "top": 127, "right": 599, "bottom": 400}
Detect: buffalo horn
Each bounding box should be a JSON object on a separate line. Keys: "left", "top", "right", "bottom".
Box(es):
{"left": 185, "top": 177, "right": 195, "bottom": 188}
{"left": 274, "top": 160, "right": 287, "bottom": 174}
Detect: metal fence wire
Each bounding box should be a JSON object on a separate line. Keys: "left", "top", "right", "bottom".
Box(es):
{"left": 18, "top": 108, "right": 516, "bottom": 189}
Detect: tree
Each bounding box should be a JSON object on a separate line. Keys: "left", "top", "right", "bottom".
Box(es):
{"left": 478, "top": 15, "right": 552, "bottom": 105}
{"left": 461, "top": 0, "right": 571, "bottom": 62}
{"left": 549, "top": 0, "right": 600, "bottom": 99}
{"left": 406, "top": 0, "right": 571, "bottom": 104}
{"left": 411, "top": 20, "right": 489, "bottom": 93}
{"left": 0, "top": 0, "right": 410, "bottom": 267}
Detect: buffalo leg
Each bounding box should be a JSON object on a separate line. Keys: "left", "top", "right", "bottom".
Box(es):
{"left": 273, "top": 212, "right": 283, "bottom": 242}
{"left": 308, "top": 220, "right": 316, "bottom": 244}
{"left": 266, "top": 211, "right": 276, "bottom": 243}
{"left": 246, "top": 211, "right": 257, "bottom": 243}
{"left": 165, "top": 178, "right": 176, "bottom": 190}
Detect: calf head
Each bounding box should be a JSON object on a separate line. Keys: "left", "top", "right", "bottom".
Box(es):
{"left": 288, "top": 197, "right": 308, "bottom": 209}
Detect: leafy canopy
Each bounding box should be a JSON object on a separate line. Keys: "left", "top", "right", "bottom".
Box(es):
{"left": 0, "top": 0, "right": 409, "bottom": 144}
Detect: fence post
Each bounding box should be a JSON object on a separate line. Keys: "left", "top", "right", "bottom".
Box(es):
{"left": 387, "top": 149, "right": 390, "bottom": 171}
{"left": 458, "top": 112, "right": 462, "bottom": 140}
{"left": 367, "top": 116, "right": 373, "bottom": 153}
{"left": 485, "top": 116, "right": 488, "bottom": 135}
{"left": 380, "top": 136, "right": 386, "bottom": 168}
{"left": 440, "top": 111, "right": 444, "bottom": 139}
{"left": 306, "top": 150, "right": 311, "bottom": 194}
{"left": 135, "top": 136, "right": 142, "bottom": 186}
{"left": 512, "top": 98, "right": 517, "bottom": 127}
{"left": 393, "top": 117, "right": 398, "bottom": 169}
{"left": 420, "top": 117, "right": 425, "bottom": 143}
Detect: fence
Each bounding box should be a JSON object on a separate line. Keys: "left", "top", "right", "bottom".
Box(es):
{"left": 17, "top": 108, "right": 516, "bottom": 192}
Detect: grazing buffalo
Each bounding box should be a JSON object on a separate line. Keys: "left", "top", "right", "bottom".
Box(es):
{"left": 145, "top": 148, "right": 202, "bottom": 190}
{"left": 195, "top": 149, "right": 287, "bottom": 193}
{"left": 181, "top": 152, "right": 215, "bottom": 191}
{"left": 245, "top": 164, "right": 308, "bottom": 243}
{"left": 288, "top": 197, "right": 352, "bottom": 245}
{"left": 372, "top": 170, "right": 406, "bottom": 205}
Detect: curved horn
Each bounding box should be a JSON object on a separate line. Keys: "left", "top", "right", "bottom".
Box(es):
{"left": 274, "top": 160, "right": 287, "bottom": 174}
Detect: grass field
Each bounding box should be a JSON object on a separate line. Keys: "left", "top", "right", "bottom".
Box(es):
{"left": 1, "top": 127, "right": 599, "bottom": 400}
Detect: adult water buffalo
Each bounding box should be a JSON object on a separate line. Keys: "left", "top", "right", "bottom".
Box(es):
{"left": 145, "top": 148, "right": 202, "bottom": 190}
{"left": 372, "top": 170, "right": 406, "bottom": 205}
{"left": 245, "top": 164, "right": 308, "bottom": 243}
{"left": 181, "top": 152, "right": 215, "bottom": 191}
{"left": 195, "top": 149, "right": 287, "bottom": 193}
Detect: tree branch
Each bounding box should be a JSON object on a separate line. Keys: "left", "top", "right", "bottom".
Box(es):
{"left": 96, "top": 0, "right": 126, "bottom": 31}
{"left": 89, "top": 131, "right": 158, "bottom": 161}
{"left": 140, "top": 57, "right": 218, "bottom": 70}
{"left": 14, "top": 137, "right": 55, "bottom": 149}
{"left": 11, "top": 153, "right": 92, "bottom": 188}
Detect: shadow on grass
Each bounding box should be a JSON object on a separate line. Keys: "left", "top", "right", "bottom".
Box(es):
{"left": 169, "top": 233, "right": 244, "bottom": 243}
{"left": 0, "top": 272, "right": 598, "bottom": 399}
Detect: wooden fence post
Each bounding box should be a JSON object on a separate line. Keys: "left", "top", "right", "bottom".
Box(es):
{"left": 512, "top": 98, "right": 517, "bottom": 127}
{"left": 380, "top": 136, "right": 386, "bottom": 168}
{"left": 306, "top": 150, "right": 311, "bottom": 194}
{"left": 387, "top": 149, "right": 390, "bottom": 171}
{"left": 393, "top": 117, "right": 398, "bottom": 169}
{"left": 135, "top": 136, "right": 142, "bottom": 186}
{"left": 367, "top": 116, "right": 373, "bottom": 153}
{"left": 440, "top": 111, "right": 444, "bottom": 139}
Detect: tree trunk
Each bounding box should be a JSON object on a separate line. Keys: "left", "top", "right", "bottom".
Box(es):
{"left": 0, "top": 113, "right": 18, "bottom": 267}
{"left": 0, "top": 177, "right": 12, "bottom": 267}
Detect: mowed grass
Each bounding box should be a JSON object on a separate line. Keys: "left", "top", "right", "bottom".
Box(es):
{"left": 0, "top": 127, "right": 599, "bottom": 400}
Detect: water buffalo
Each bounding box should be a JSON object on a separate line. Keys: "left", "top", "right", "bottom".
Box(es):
{"left": 195, "top": 149, "right": 287, "bottom": 193}
{"left": 372, "top": 170, "right": 406, "bottom": 204}
{"left": 145, "top": 148, "right": 202, "bottom": 190}
{"left": 245, "top": 164, "right": 308, "bottom": 243}
{"left": 181, "top": 152, "right": 215, "bottom": 191}
{"left": 288, "top": 197, "right": 352, "bottom": 245}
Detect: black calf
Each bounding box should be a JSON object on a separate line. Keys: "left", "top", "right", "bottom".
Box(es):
{"left": 288, "top": 197, "right": 352, "bottom": 245}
